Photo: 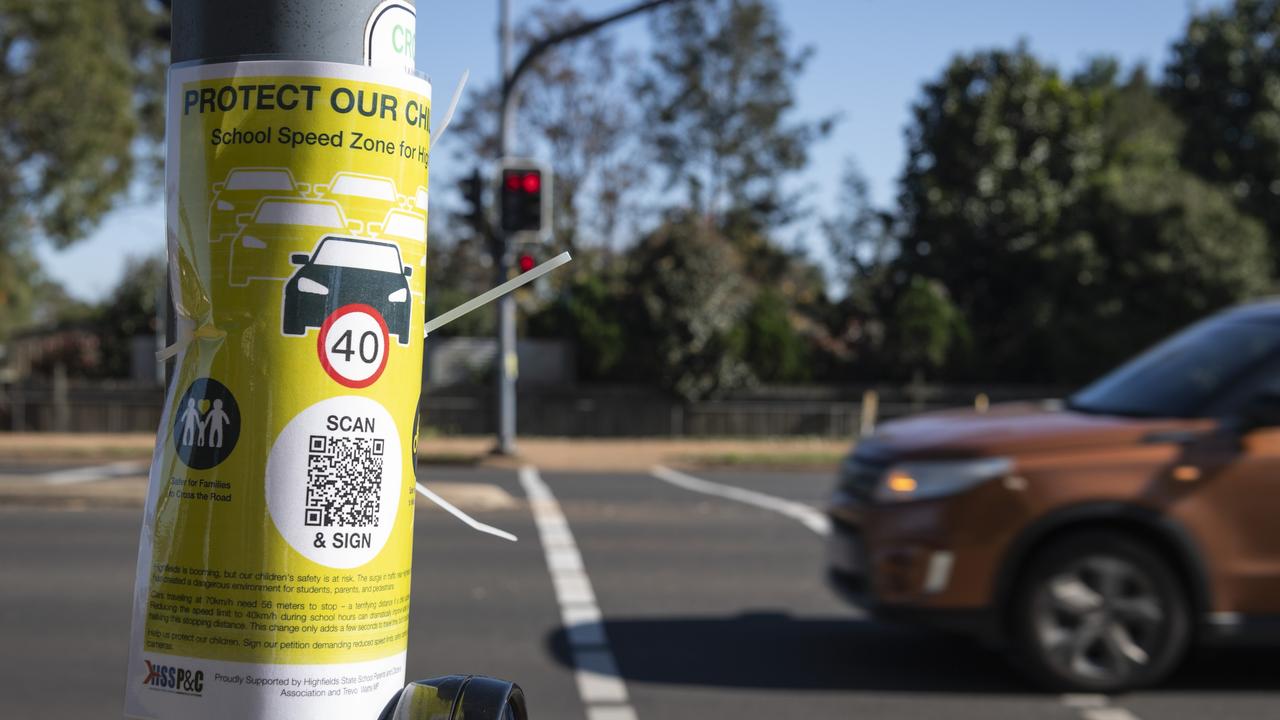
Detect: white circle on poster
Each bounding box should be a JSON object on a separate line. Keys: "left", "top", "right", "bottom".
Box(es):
{"left": 266, "top": 396, "right": 401, "bottom": 568}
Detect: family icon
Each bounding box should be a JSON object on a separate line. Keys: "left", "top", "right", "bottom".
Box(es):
{"left": 173, "top": 378, "right": 241, "bottom": 470}
{"left": 179, "top": 398, "right": 233, "bottom": 449}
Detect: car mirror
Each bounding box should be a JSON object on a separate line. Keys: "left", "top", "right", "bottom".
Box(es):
{"left": 315, "top": 184, "right": 330, "bottom": 195}
{"left": 1240, "top": 389, "right": 1280, "bottom": 432}
{"left": 294, "top": 182, "right": 311, "bottom": 194}
{"left": 348, "top": 220, "right": 365, "bottom": 234}
{"left": 379, "top": 676, "right": 526, "bottom": 720}
{"left": 403, "top": 266, "right": 413, "bottom": 277}
{"left": 369, "top": 223, "right": 384, "bottom": 235}
{"left": 236, "top": 213, "right": 253, "bottom": 225}
{"left": 212, "top": 182, "right": 225, "bottom": 193}
{"left": 290, "top": 253, "right": 309, "bottom": 265}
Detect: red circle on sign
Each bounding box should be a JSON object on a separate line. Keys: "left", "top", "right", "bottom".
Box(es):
{"left": 317, "top": 304, "right": 391, "bottom": 388}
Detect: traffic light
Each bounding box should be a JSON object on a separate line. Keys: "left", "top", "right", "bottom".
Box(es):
{"left": 499, "top": 161, "right": 550, "bottom": 235}
{"left": 516, "top": 252, "right": 536, "bottom": 274}
{"left": 458, "top": 168, "right": 485, "bottom": 232}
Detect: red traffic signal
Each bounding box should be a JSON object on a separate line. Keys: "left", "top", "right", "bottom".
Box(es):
{"left": 517, "top": 253, "right": 537, "bottom": 273}
{"left": 499, "top": 164, "right": 548, "bottom": 234}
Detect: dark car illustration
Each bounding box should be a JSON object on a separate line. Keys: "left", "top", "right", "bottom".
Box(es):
{"left": 282, "top": 236, "right": 413, "bottom": 345}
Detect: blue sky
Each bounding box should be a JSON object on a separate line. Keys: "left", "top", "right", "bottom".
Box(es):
{"left": 39, "top": 0, "right": 1223, "bottom": 300}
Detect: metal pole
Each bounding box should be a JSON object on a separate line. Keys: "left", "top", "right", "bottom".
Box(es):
{"left": 171, "top": 0, "right": 387, "bottom": 63}
{"left": 494, "top": 0, "right": 518, "bottom": 455}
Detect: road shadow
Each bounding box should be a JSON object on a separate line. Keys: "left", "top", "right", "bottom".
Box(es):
{"left": 547, "top": 612, "right": 1280, "bottom": 694}
{"left": 549, "top": 612, "right": 1025, "bottom": 694}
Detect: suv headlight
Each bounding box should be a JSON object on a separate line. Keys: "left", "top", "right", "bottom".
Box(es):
{"left": 298, "top": 277, "right": 328, "bottom": 295}
{"left": 387, "top": 288, "right": 408, "bottom": 302}
{"left": 874, "top": 457, "right": 1013, "bottom": 504}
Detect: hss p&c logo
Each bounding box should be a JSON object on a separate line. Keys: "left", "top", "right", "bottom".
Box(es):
{"left": 142, "top": 660, "right": 204, "bottom": 696}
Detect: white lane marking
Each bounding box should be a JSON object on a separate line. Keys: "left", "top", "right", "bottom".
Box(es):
{"left": 38, "top": 461, "right": 150, "bottom": 486}
{"left": 1062, "top": 694, "right": 1141, "bottom": 720}
{"left": 519, "top": 466, "right": 638, "bottom": 720}
{"left": 651, "top": 465, "right": 831, "bottom": 536}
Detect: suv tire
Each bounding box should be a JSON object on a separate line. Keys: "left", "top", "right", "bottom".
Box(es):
{"left": 1010, "top": 530, "right": 1191, "bottom": 692}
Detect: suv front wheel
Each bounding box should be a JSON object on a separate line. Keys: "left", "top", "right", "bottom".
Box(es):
{"left": 1010, "top": 530, "right": 1191, "bottom": 692}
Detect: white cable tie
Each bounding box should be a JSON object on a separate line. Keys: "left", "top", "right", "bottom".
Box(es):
{"left": 424, "top": 251, "right": 571, "bottom": 337}
{"left": 155, "top": 320, "right": 193, "bottom": 363}
{"left": 415, "top": 482, "right": 517, "bottom": 542}
{"left": 430, "top": 68, "right": 470, "bottom": 150}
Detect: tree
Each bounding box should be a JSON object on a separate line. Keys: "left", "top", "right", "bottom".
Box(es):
{"left": 626, "top": 214, "right": 754, "bottom": 400}
{"left": 1165, "top": 0, "right": 1280, "bottom": 265}
{"left": 635, "top": 0, "right": 833, "bottom": 227}
{"left": 897, "top": 48, "right": 1271, "bottom": 382}
{"left": 1059, "top": 73, "right": 1272, "bottom": 379}
{"left": 91, "top": 254, "right": 166, "bottom": 378}
{"left": 0, "top": 0, "right": 167, "bottom": 337}
{"left": 896, "top": 46, "right": 1103, "bottom": 379}
{"left": 821, "top": 163, "right": 899, "bottom": 373}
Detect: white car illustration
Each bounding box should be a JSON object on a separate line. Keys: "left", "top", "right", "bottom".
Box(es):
{"left": 209, "top": 168, "right": 308, "bottom": 244}
{"left": 227, "top": 198, "right": 358, "bottom": 287}
{"left": 312, "top": 172, "right": 400, "bottom": 225}
{"left": 371, "top": 208, "right": 428, "bottom": 269}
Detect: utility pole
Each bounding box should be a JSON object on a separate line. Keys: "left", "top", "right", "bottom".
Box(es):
{"left": 491, "top": 0, "right": 687, "bottom": 455}
{"left": 495, "top": 0, "right": 518, "bottom": 455}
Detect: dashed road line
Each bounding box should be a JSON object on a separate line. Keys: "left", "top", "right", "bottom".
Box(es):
{"left": 519, "top": 466, "right": 637, "bottom": 720}
{"left": 650, "top": 465, "right": 831, "bottom": 536}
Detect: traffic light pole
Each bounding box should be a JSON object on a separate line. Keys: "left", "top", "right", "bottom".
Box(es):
{"left": 495, "top": 0, "right": 518, "bottom": 455}
{"left": 491, "top": 0, "right": 687, "bottom": 455}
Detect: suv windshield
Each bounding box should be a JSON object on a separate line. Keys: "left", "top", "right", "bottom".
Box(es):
{"left": 312, "top": 239, "right": 403, "bottom": 274}
{"left": 1070, "top": 318, "right": 1280, "bottom": 418}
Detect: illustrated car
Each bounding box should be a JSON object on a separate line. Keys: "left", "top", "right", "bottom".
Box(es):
{"left": 228, "top": 198, "right": 356, "bottom": 287}
{"left": 313, "top": 172, "right": 400, "bottom": 225}
{"left": 405, "top": 185, "right": 428, "bottom": 213}
{"left": 208, "top": 167, "right": 307, "bottom": 244}
{"left": 370, "top": 208, "right": 427, "bottom": 269}
{"left": 826, "top": 299, "right": 1280, "bottom": 692}
{"left": 282, "top": 236, "right": 414, "bottom": 345}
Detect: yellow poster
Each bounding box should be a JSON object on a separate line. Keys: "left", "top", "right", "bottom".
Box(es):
{"left": 125, "top": 59, "right": 430, "bottom": 720}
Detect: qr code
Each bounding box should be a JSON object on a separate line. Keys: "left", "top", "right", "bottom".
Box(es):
{"left": 304, "top": 435, "right": 384, "bottom": 528}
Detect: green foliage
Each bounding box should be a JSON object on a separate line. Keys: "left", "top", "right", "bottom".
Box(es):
{"left": 1165, "top": 0, "right": 1280, "bottom": 266}
{"left": 896, "top": 47, "right": 1272, "bottom": 382}
{"left": 636, "top": 0, "right": 834, "bottom": 226}
{"left": 885, "top": 276, "right": 967, "bottom": 379}
{"left": 626, "top": 214, "right": 755, "bottom": 401}
{"left": 0, "top": 0, "right": 166, "bottom": 339}
{"left": 740, "top": 287, "right": 809, "bottom": 382}
{"left": 91, "top": 254, "right": 165, "bottom": 378}
{"left": 527, "top": 264, "right": 631, "bottom": 381}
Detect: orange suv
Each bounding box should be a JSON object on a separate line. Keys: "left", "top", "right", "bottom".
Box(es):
{"left": 826, "top": 300, "right": 1280, "bottom": 692}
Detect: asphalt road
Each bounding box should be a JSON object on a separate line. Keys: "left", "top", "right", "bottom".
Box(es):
{"left": 2, "top": 465, "right": 1278, "bottom": 719}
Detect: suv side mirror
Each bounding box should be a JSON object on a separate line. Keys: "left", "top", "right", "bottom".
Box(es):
{"left": 290, "top": 253, "right": 309, "bottom": 265}
{"left": 403, "top": 266, "right": 413, "bottom": 277}
{"left": 379, "top": 676, "right": 527, "bottom": 720}
{"left": 1241, "top": 389, "right": 1280, "bottom": 432}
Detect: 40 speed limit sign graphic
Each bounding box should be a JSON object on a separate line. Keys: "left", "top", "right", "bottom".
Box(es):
{"left": 318, "top": 304, "right": 391, "bottom": 388}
